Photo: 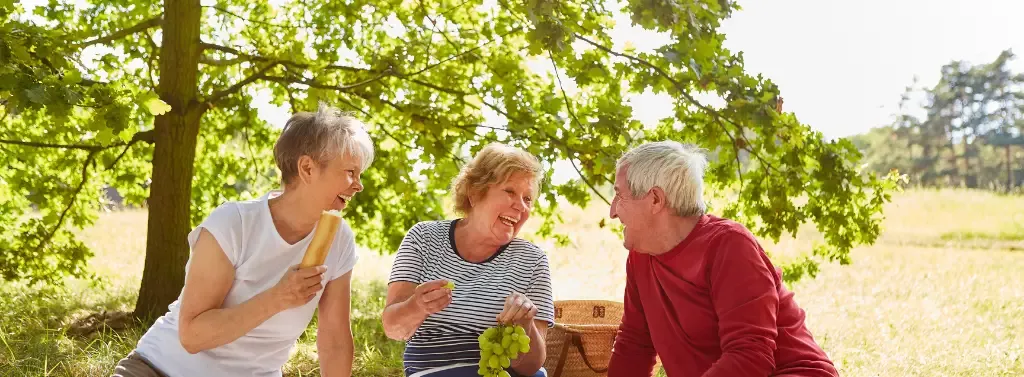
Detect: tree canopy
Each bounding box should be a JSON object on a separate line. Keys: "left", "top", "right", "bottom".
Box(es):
{"left": 1, "top": 0, "right": 901, "bottom": 318}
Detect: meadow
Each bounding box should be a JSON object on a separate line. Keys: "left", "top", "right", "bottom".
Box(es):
{"left": 1, "top": 188, "right": 1022, "bottom": 376}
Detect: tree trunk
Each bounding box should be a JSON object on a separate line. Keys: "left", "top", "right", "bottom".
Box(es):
{"left": 963, "top": 133, "right": 975, "bottom": 188}
{"left": 134, "top": 0, "right": 205, "bottom": 320}
{"left": 1008, "top": 145, "right": 1014, "bottom": 191}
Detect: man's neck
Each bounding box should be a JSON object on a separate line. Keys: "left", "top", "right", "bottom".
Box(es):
{"left": 646, "top": 215, "right": 702, "bottom": 256}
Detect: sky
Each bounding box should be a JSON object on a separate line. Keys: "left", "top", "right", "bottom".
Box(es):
{"left": 712, "top": 0, "right": 1024, "bottom": 139}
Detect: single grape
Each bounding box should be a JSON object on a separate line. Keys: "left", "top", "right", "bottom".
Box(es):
{"left": 515, "top": 325, "right": 527, "bottom": 336}
{"left": 484, "top": 327, "right": 497, "bottom": 338}
{"left": 488, "top": 355, "right": 499, "bottom": 369}
{"left": 492, "top": 343, "right": 504, "bottom": 355}
{"left": 478, "top": 368, "right": 488, "bottom": 376}
{"left": 498, "top": 371, "right": 511, "bottom": 377}
{"left": 517, "top": 335, "right": 530, "bottom": 345}
{"left": 501, "top": 336, "right": 512, "bottom": 348}
{"left": 504, "top": 326, "right": 513, "bottom": 335}
{"left": 500, "top": 356, "right": 511, "bottom": 368}
{"left": 445, "top": 281, "right": 455, "bottom": 289}
{"left": 520, "top": 342, "right": 531, "bottom": 353}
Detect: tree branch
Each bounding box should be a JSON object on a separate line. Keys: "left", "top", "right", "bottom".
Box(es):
{"left": 105, "top": 132, "right": 153, "bottom": 170}
{"left": 199, "top": 42, "right": 373, "bottom": 73}
{"left": 207, "top": 63, "right": 280, "bottom": 104}
{"left": 0, "top": 139, "right": 114, "bottom": 151}
{"left": 548, "top": 51, "right": 610, "bottom": 204}
{"left": 142, "top": 29, "right": 159, "bottom": 91}
{"left": 199, "top": 56, "right": 245, "bottom": 66}
{"left": 403, "top": 26, "right": 523, "bottom": 78}
{"left": 256, "top": 71, "right": 391, "bottom": 92}
{"left": 332, "top": 94, "right": 464, "bottom": 164}
{"left": 204, "top": 5, "right": 292, "bottom": 29}
{"left": 0, "top": 130, "right": 155, "bottom": 152}
{"left": 36, "top": 150, "right": 97, "bottom": 253}
{"left": 573, "top": 33, "right": 778, "bottom": 174}
{"left": 75, "top": 16, "right": 163, "bottom": 48}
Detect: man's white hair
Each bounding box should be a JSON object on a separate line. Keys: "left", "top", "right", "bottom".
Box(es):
{"left": 616, "top": 141, "right": 709, "bottom": 217}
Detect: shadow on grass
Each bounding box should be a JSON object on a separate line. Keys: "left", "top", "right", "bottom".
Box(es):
{"left": 0, "top": 278, "right": 142, "bottom": 377}
{"left": 0, "top": 279, "right": 405, "bottom": 377}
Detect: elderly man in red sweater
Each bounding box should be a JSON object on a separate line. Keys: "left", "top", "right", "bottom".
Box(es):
{"left": 605, "top": 141, "right": 839, "bottom": 377}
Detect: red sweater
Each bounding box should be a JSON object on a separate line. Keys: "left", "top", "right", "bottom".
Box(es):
{"left": 607, "top": 215, "right": 838, "bottom": 377}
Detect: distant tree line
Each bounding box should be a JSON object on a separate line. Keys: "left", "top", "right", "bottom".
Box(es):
{"left": 851, "top": 50, "right": 1024, "bottom": 191}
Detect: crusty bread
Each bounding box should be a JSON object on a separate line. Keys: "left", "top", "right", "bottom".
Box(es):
{"left": 299, "top": 210, "right": 343, "bottom": 268}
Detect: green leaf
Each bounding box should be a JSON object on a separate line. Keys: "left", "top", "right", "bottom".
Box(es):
{"left": 117, "top": 128, "right": 135, "bottom": 143}
{"left": 95, "top": 128, "right": 116, "bottom": 144}
{"left": 62, "top": 69, "right": 82, "bottom": 85}
{"left": 138, "top": 92, "right": 172, "bottom": 115}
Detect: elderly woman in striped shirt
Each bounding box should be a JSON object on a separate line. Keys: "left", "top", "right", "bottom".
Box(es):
{"left": 382, "top": 143, "right": 555, "bottom": 377}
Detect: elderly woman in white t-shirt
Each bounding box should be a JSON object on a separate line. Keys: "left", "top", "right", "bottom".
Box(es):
{"left": 111, "top": 103, "right": 374, "bottom": 377}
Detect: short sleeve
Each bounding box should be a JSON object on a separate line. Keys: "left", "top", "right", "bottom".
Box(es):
{"left": 329, "top": 221, "right": 359, "bottom": 281}
{"left": 388, "top": 223, "right": 425, "bottom": 284}
{"left": 526, "top": 250, "right": 556, "bottom": 328}
{"left": 186, "top": 202, "right": 242, "bottom": 266}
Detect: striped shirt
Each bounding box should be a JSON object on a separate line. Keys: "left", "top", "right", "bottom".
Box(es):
{"left": 388, "top": 219, "right": 556, "bottom": 376}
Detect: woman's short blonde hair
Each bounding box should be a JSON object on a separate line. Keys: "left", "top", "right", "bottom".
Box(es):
{"left": 273, "top": 103, "right": 375, "bottom": 185}
{"left": 451, "top": 143, "right": 543, "bottom": 215}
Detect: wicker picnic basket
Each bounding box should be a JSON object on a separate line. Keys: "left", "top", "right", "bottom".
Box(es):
{"left": 540, "top": 300, "right": 636, "bottom": 377}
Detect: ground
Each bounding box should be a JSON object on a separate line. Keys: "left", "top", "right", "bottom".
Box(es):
{"left": 1, "top": 189, "right": 1022, "bottom": 376}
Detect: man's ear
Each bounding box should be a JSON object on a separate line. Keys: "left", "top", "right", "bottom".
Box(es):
{"left": 297, "top": 155, "right": 317, "bottom": 185}
{"left": 648, "top": 186, "right": 668, "bottom": 215}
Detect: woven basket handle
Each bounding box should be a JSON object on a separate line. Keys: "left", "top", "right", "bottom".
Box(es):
{"left": 551, "top": 332, "right": 609, "bottom": 376}
{"left": 571, "top": 333, "right": 609, "bottom": 373}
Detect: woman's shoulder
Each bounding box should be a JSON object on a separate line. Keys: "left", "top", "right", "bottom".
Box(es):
{"left": 506, "top": 237, "right": 547, "bottom": 260}
{"left": 405, "top": 219, "right": 454, "bottom": 235}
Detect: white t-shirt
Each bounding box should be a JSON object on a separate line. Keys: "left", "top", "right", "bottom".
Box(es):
{"left": 134, "top": 191, "right": 358, "bottom": 377}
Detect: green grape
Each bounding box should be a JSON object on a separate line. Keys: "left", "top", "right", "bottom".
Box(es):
{"left": 517, "top": 335, "right": 529, "bottom": 345}
{"left": 479, "top": 324, "right": 533, "bottom": 376}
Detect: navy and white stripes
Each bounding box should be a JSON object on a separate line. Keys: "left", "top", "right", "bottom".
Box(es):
{"left": 389, "top": 220, "right": 555, "bottom": 376}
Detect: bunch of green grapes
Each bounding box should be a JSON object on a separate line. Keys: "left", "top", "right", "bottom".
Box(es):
{"left": 477, "top": 324, "right": 531, "bottom": 377}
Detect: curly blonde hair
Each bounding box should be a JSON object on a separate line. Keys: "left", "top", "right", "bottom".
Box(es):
{"left": 451, "top": 143, "right": 543, "bottom": 215}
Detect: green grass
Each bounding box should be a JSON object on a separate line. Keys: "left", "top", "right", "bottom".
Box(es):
{"left": 2, "top": 189, "right": 1023, "bottom": 376}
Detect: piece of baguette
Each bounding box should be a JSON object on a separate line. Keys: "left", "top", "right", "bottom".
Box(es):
{"left": 299, "top": 210, "right": 343, "bottom": 268}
